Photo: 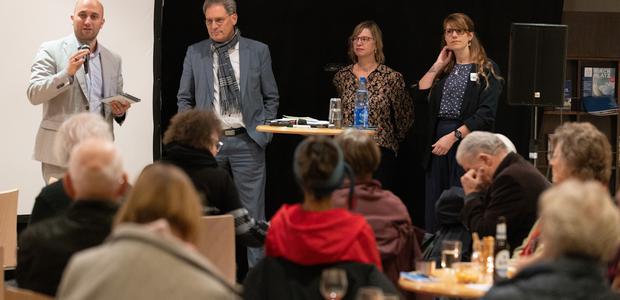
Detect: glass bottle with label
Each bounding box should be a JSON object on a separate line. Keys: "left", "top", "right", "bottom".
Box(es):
{"left": 493, "top": 216, "right": 510, "bottom": 283}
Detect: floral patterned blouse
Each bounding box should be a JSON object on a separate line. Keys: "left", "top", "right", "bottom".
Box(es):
{"left": 333, "top": 64, "right": 414, "bottom": 153}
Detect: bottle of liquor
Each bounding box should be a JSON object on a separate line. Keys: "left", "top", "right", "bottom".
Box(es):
{"left": 493, "top": 216, "right": 510, "bottom": 283}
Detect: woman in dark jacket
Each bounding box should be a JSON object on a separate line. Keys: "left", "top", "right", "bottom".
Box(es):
{"left": 483, "top": 180, "right": 620, "bottom": 300}
{"left": 161, "top": 110, "right": 267, "bottom": 248}
{"left": 412, "top": 13, "right": 503, "bottom": 232}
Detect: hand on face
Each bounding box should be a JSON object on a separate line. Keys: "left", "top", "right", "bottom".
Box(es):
{"left": 431, "top": 131, "right": 457, "bottom": 156}
{"left": 67, "top": 49, "right": 90, "bottom": 76}
{"left": 461, "top": 168, "right": 483, "bottom": 195}
{"left": 433, "top": 46, "right": 453, "bottom": 69}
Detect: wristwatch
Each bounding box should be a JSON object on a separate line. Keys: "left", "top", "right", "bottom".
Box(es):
{"left": 454, "top": 129, "right": 463, "bottom": 141}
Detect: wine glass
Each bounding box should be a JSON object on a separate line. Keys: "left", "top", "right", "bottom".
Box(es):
{"left": 320, "top": 268, "right": 348, "bottom": 300}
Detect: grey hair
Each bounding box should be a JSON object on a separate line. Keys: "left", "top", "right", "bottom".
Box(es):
{"left": 494, "top": 133, "right": 516, "bottom": 153}
{"left": 54, "top": 113, "right": 113, "bottom": 167}
{"left": 456, "top": 131, "right": 507, "bottom": 164}
{"left": 203, "top": 0, "right": 236, "bottom": 15}
{"left": 540, "top": 179, "right": 620, "bottom": 261}
{"left": 69, "top": 139, "right": 124, "bottom": 197}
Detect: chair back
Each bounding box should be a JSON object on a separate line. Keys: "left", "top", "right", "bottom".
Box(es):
{"left": 4, "top": 287, "right": 53, "bottom": 300}
{"left": 195, "top": 215, "right": 236, "bottom": 285}
{"left": 0, "top": 189, "right": 18, "bottom": 268}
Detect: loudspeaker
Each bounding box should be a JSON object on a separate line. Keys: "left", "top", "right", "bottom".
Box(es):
{"left": 507, "top": 23, "right": 568, "bottom": 106}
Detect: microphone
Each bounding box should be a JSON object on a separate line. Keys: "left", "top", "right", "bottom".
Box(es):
{"left": 78, "top": 45, "right": 90, "bottom": 74}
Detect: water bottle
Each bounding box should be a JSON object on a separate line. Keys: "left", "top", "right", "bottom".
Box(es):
{"left": 354, "top": 77, "right": 369, "bottom": 128}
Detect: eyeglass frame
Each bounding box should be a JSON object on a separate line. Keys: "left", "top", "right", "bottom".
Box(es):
{"left": 205, "top": 13, "right": 234, "bottom": 27}
{"left": 444, "top": 28, "right": 470, "bottom": 36}
{"left": 216, "top": 141, "right": 224, "bottom": 152}
{"left": 350, "top": 36, "right": 374, "bottom": 43}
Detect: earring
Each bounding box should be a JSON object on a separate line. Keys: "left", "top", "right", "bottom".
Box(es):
{"left": 468, "top": 41, "right": 472, "bottom": 47}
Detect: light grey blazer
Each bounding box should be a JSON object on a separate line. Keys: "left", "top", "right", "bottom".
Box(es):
{"left": 27, "top": 34, "right": 123, "bottom": 166}
{"left": 177, "top": 37, "right": 279, "bottom": 149}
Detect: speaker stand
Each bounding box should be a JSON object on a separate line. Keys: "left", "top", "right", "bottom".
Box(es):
{"left": 528, "top": 106, "right": 539, "bottom": 166}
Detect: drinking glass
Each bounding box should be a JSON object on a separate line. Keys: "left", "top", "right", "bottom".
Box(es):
{"left": 355, "top": 286, "right": 384, "bottom": 300}
{"left": 329, "top": 98, "right": 343, "bottom": 128}
{"left": 320, "top": 268, "right": 348, "bottom": 300}
{"left": 440, "top": 240, "right": 462, "bottom": 269}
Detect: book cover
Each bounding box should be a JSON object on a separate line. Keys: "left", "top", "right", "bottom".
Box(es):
{"left": 583, "top": 67, "right": 616, "bottom": 97}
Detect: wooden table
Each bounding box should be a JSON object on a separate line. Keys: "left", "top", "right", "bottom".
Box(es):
{"left": 399, "top": 270, "right": 491, "bottom": 299}
{"left": 256, "top": 125, "right": 374, "bottom": 136}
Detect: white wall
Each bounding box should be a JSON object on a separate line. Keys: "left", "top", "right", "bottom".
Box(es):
{"left": 0, "top": 0, "right": 154, "bottom": 214}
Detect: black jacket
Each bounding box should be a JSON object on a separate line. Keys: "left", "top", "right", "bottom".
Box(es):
{"left": 243, "top": 257, "right": 399, "bottom": 300}
{"left": 16, "top": 199, "right": 118, "bottom": 296}
{"left": 460, "top": 152, "right": 550, "bottom": 250}
{"left": 162, "top": 143, "right": 267, "bottom": 247}
{"left": 162, "top": 143, "right": 241, "bottom": 213}
{"left": 29, "top": 179, "right": 72, "bottom": 225}
{"left": 483, "top": 256, "right": 620, "bottom": 300}
{"left": 412, "top": 61, "right": 503, "bottom": 169}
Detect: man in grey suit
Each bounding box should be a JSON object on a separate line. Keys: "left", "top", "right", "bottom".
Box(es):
{"left": 177, "top": 0, "right": 279, "bottom": 266}
{"left": 27, "top": 0, "right": 131, "bottom": 183}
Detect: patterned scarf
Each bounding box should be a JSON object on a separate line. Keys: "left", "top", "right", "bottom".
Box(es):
{"left": 211, "top": 28, "right": 241, "bottom": 115}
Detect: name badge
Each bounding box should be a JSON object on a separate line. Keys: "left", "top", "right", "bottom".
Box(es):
{"left": 470, "top": 73, "right": 478, "bottom": 81}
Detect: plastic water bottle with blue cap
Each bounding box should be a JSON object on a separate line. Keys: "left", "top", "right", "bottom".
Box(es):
{"left": 354, "top": 76, "right": 369, "bottom": 128}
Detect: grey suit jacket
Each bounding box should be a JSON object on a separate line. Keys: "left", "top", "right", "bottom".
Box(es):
{"left": 27, "top": 34, "right": 123, "bottom": 166}
{"left": 177, "top": 36, "right": 279, "bottom": 149}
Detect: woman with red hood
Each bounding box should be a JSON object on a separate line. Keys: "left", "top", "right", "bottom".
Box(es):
{"left": 265, "top": 136, "right": 382, "bottom": 269}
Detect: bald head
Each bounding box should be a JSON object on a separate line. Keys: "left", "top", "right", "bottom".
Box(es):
{"left": 74, "top": 0, "right": 104, "bottom": 16}
{"left": 68, "top": 139, "right": 125, "bottom": 200}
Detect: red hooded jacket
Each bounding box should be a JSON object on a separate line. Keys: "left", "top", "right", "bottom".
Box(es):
{"left": 266, "top": 204, "right": 382, "bottom": 270}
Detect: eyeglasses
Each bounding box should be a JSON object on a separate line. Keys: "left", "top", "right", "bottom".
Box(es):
{"left": 444, "top": 28, "right": 469, "bottom": 36}
{"left": 216, "top": 141, "right": 224, "bottom": 152}
{"left": 351, "top": 36, "right": 374, "bottom": 43}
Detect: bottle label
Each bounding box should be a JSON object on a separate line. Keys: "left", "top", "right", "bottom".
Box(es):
{"left": 495, "top": 249, "right": 510, "bottom": 278}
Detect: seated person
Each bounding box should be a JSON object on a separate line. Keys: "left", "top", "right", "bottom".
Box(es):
{"left": 514, "top": 122, "right": 612, "bottom": 269}
{"left": 245, "top": 136, "right": 395, "bottom": 299}
{"left": 17, "top": 139, "right": 127, "bottom": 296}
{"left": 330, "top": 129, "right": 419, "bottom": 283}
{"left": 456, "top": 131, "right": 550, "bottom": 249}
{"left": 483, "top": 180, "right": 620, "bottom": 300}
{"left": 29, "top": 113, "right": 114, "bottom": 225}
{"left": 161, "top": 110, "right": 267, "bottom": 247}
{"left": 57, "top": 163, "right": 240, "bottom": 300}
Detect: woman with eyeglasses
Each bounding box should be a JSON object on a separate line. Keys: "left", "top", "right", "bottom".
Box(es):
{"left": 161, "top": 110, "right": 268, "bottom": 249}
{"left": 413, "top": 13, "right": 503, "bottom": 232}
{"left": 333, "top": 20, "right": 413, "bottom": 192}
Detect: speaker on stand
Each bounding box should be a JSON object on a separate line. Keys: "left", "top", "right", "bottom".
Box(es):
{"left": 507, "top": 23, "right": 568, "bottom": 169}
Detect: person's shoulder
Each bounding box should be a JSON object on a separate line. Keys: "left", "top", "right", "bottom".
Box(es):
{"left": 187, "top": 38, "right": 213, "bottom": 52}
{"left": 240, "top": 37, "right": 268, "bottom": 49}
{"left": 20, "top": 216, "right": 66, "bottom": 245}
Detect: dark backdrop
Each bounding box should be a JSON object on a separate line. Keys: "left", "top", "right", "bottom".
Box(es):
{"left": 155, "top": 0, "right": 563, "bottom": 228}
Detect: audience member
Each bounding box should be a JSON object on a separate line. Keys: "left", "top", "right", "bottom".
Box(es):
{"left": 57, "top": 163, "right": 240, "bottom": 300}
{"left": 244, "top": 136, "right": 397, "bottom": 299}
{"left": 16, "top": 139, "right": 127, "bottom": 296}
{"left": 331, "top": 129, "right": 419, "bottom": 283}
{"left": 483, "top": 180, "right": 620, "bottom": 300}
{"left": 29, "top": 112, "right": 113, "bottom": 225}
{"left": 161, "top": 110, "right": 268, "bottom": 247}
{"left": 456, "top": 131, "right": 549, "bottom": 249}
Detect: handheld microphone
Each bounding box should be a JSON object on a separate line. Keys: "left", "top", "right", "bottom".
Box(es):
{"left": 78, "top": 45, "right": 90, "bottom": 74}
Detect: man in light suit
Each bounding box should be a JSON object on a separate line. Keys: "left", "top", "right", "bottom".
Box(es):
{"left": 27, "top": 0, "right": 130, "bottom": 183}
{"left": 177, "top": 0, "right": 279, "bottom": 267}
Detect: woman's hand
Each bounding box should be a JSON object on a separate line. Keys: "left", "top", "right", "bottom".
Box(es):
{"left": 433, "top": 46, "right": 453, "bottom": 70}
{"left": 431, "top": 132, "right": 457, "bottom": 156}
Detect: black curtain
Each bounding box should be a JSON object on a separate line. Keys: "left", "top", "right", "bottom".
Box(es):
{"left": 155, "top": 0, "right": 564, "bottom": 228}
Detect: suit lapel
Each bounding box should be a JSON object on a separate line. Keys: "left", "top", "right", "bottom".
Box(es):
{"left": 201, "top": 40, "right": 215, "bottom": 104}
{"left": 239, "top": 38, "right": 249, "bottom": 100}
{"left": 64, "top": 37, "right": 89, "bottom": 100}
{"left": 99, "top": 46, "right": 113, "bottom": 119}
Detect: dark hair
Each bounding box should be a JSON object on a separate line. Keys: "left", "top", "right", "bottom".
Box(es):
{"left": 163, "top": 110, "right": 222, "bottom": 150}
{"left": 293, "top": 136, "right": 344, "bottom": 198}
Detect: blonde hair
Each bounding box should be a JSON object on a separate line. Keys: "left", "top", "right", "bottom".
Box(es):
{"left": 114, "top": 163, "right": 203, "bottom": 245}
{"left": 335, "top": 129, "right": 380, "bottom": 179}
{"left": 540, "top": 180, "right": 620, "bottom": 262}
{"left": 440, "top": 13, "right": 502, "bottom": 87}
{"left": 348, "top": 20, "right": 385, "bottom": 64}
{"left": 550, "top": 122, "right": 612, "bottom": 184}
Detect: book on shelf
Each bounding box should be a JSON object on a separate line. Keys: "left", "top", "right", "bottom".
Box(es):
{"left": 556, "top": 80, "right": 572, "bottom": 110}
{"left": 583, "top": 67, "right": 616, "bottom": 97}
{"left": 582, "top": 95, "right": 618, "bottom": 116}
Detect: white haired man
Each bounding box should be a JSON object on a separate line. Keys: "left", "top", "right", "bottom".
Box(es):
{"left": 16, "top": 139, "right": 127, "bottom": 297}
{"left": 456, "top": 131, "right": 549, "bottom": 249}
